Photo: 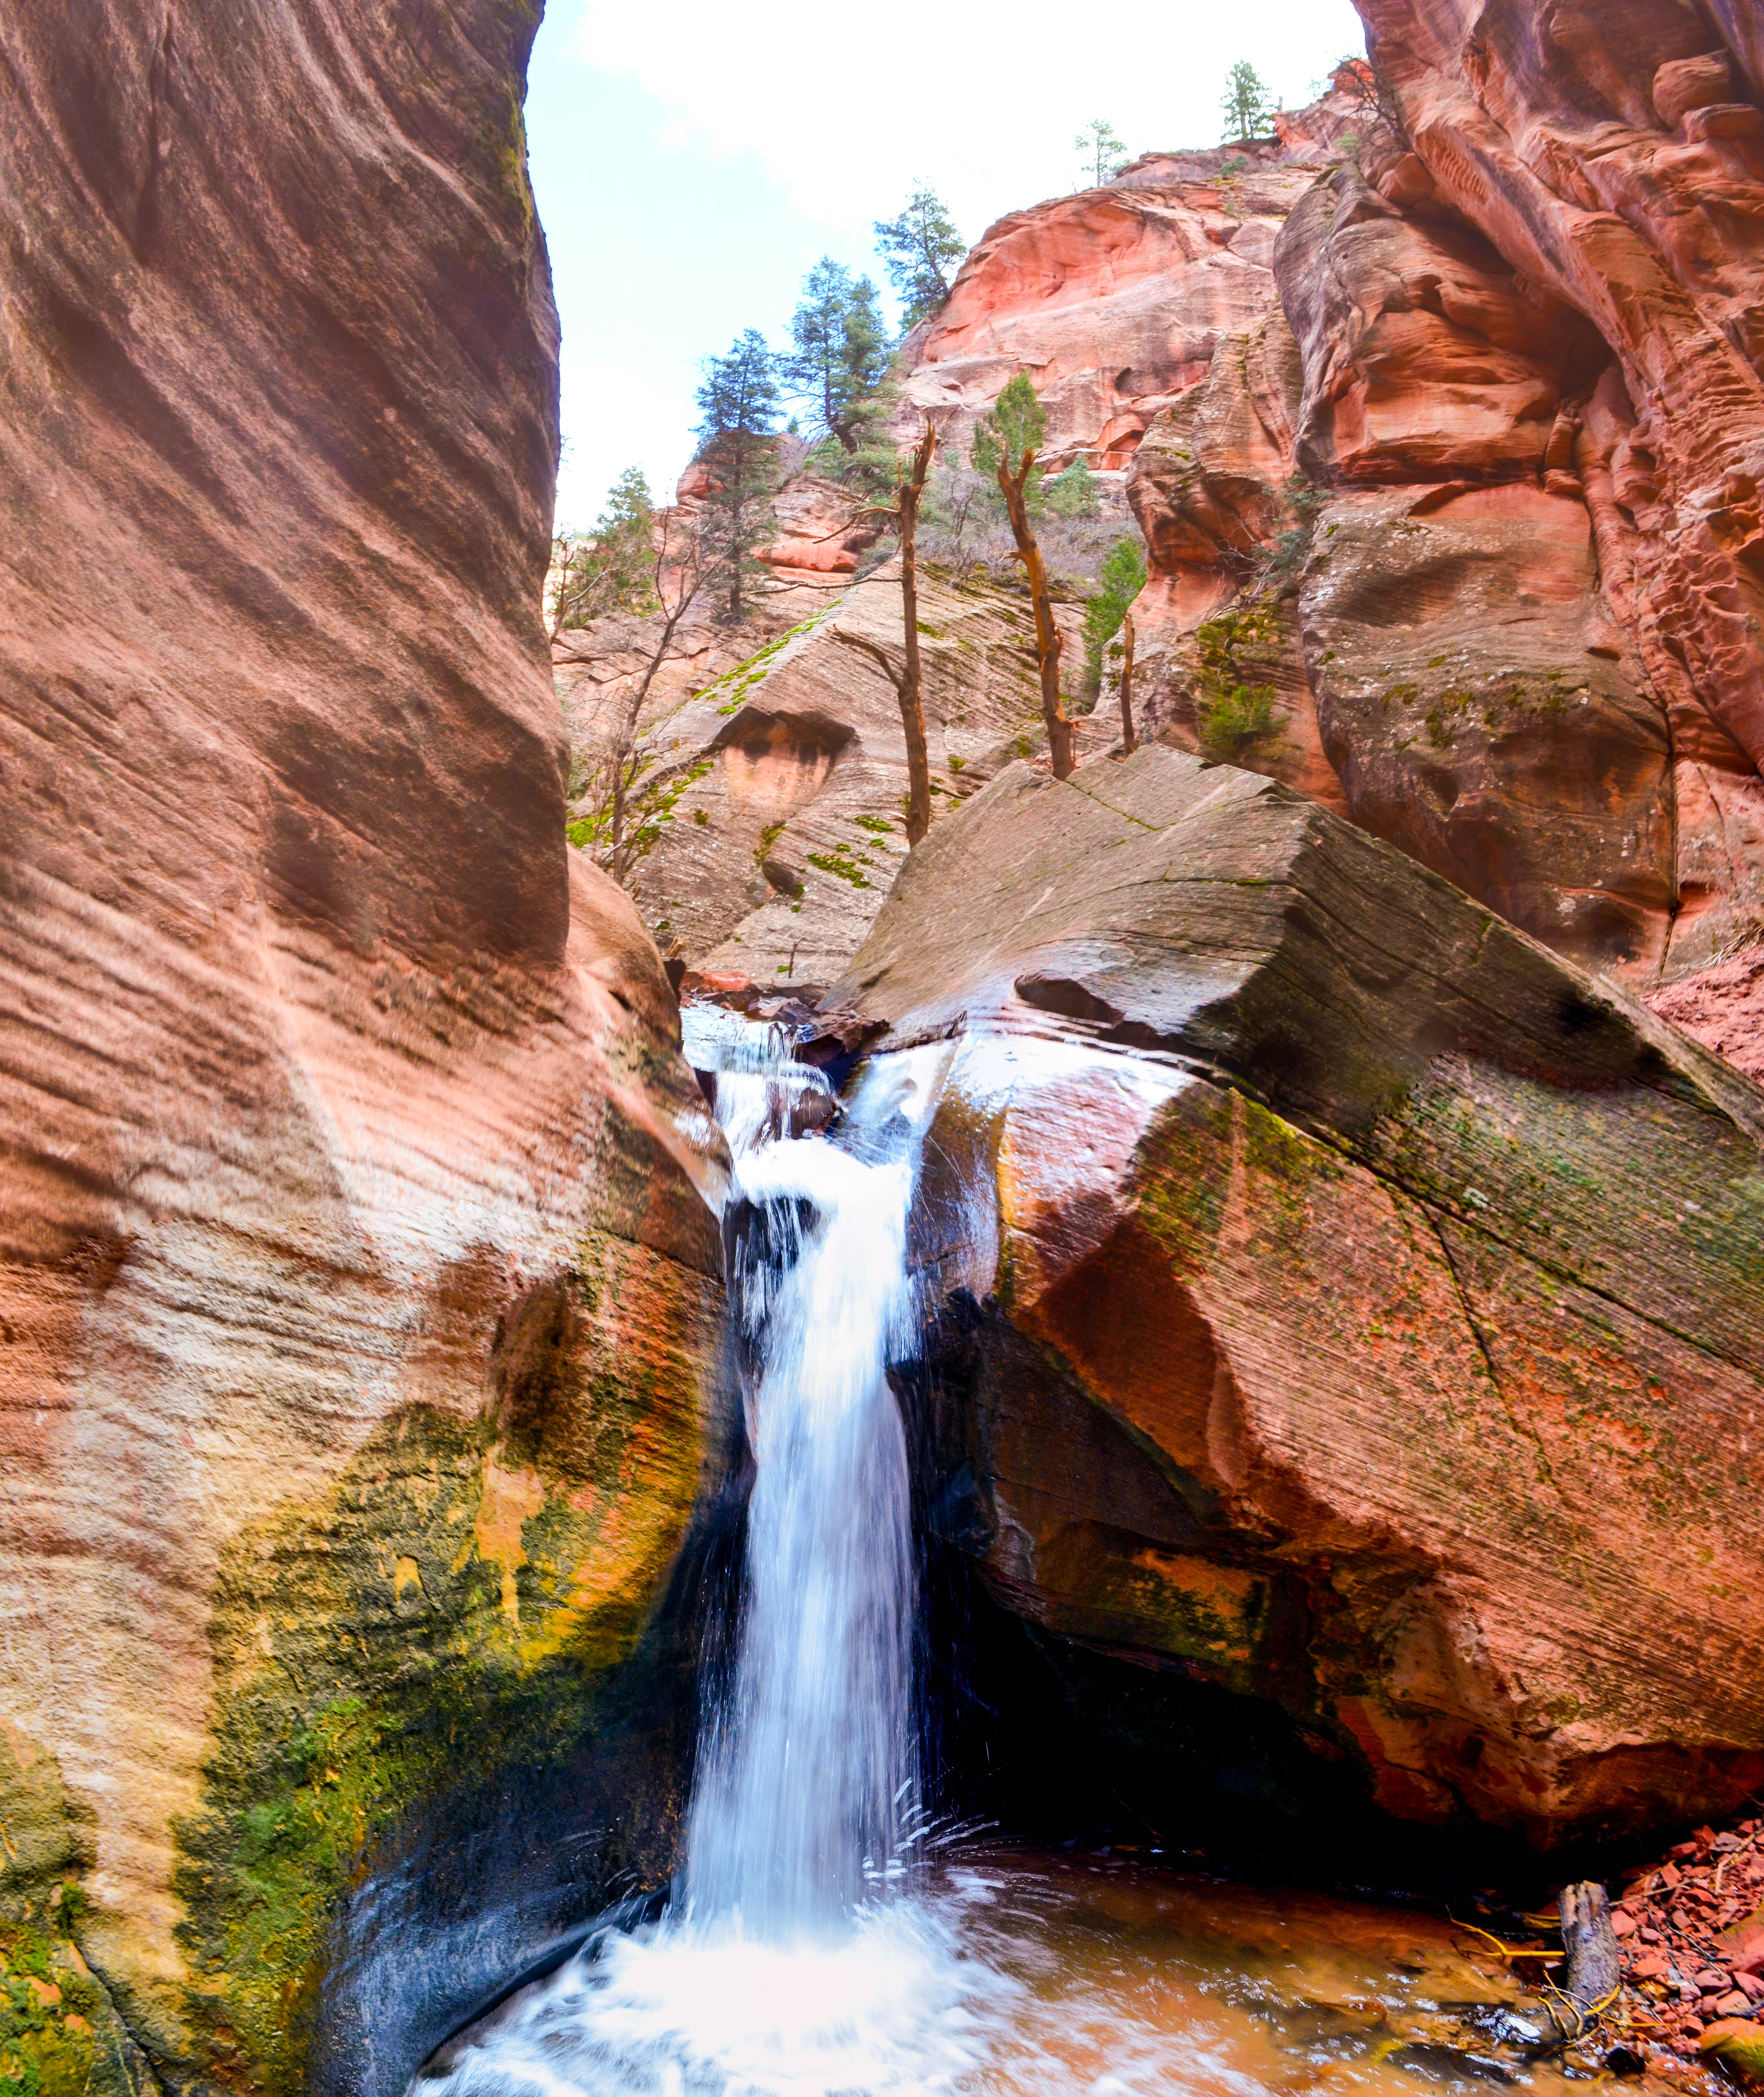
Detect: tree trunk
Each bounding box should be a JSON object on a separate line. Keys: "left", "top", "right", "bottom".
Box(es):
{"left": 897, "top": 423, "right": 938, "bottom": 841}
{"left": 1119, "top": 611, "right": 1137, "bottom": 755}
{"left": 1552, "top": 1881, "right": 1621, "bottom": 2040}
{"left": 995, "top": 448, "right": 1075, "bottom": 779}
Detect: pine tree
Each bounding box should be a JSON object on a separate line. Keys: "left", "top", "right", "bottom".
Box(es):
{"left": 694, "top": 330, "right": 781, "bottom": 626}
{"left": 1221, "top": 60, "right": 1277, "bottom": 142}
{"left": 1075, "top": 118, "right": 1128, "bottom": 187}
{"left": 873, "top": 185, "right": 966, "bottom": 330}
{"left": 548, "top": 467, "right": 656, "bottom": 636}
{"left": 1083, "top": 536, "right": 1147, "bottom": 693}
{"left": 1047, "top": 458, "right": 1100, "bottom": 517}
{"left": 977, "top": 374, "right": 1072, "bottom": 778}
{"left": 781, "top": 260, "right": 891, "bottom": 454}
{"left": 971, "top": 373, "right": 1048, "bottom": 511}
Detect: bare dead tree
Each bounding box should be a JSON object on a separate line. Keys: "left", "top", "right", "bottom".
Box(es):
{"left": 827, "top": 419, "right": 940, "bottom": 842}
{"left": 1119, "top": 611, "right": 1137, "bottom": 755}
{"left": 573, "top": 509, "right": 706, "bottom": 887}
{"left": 894, "top": 422, "right": 937, "bottom": 841}
{"left": 1337, "top": 54, "right": 1411, "bottom": 158}
{"left": 548, "top": 532, "right": 594, "bottom": 641}
{"left": 994, "top": 444, "right": 1075, "bottom": 779}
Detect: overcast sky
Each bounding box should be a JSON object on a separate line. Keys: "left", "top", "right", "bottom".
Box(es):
{"left": 526, "top": 0, "right": 1367, "bottom": 529}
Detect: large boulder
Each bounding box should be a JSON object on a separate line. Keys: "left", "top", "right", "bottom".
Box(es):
{"left": 0, "top": 7, "right": 722, "bottom": 2097}
{"left": 834, "top": 746, "right": 1764, "bottom": 1842}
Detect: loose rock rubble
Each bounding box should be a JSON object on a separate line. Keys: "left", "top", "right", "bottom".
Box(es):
{"left": 1604, "top": 1818, "right": 1764, "bottom": 2078}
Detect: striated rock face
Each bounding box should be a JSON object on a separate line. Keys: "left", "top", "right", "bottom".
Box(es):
{"left": 1356, "top": 0, "right": 1764, "bottom": 796}
{"left": 616, "top": 562, "right": 1079, "bottom": 989}
{"left": 1314, "top": 0, "right": 1764, "bottom": 980}
{"left": 1122, "top": 125, "right": 1764, "bottom": 987}
{"left": 898, "top": 73, "right": 1366, "bottom": 473}
{"left": 902, "top": 160, "right": 1323, "bottom": 473}
{"left": 0, "top": 7, "right": 723, "bottom": 2097}
{"left": 837, "top": 747, "right": 1764, "bottom": 1842}
{"left": 877, "top": 14, "right": 1764, "bottom": 1015}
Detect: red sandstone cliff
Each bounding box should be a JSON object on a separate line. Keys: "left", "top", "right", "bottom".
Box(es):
{"left": 0, "top": 7, "right": 722, "bottom": 2094}
{"left": 893, "top": 32, "right": 1764, "bottom": 1048}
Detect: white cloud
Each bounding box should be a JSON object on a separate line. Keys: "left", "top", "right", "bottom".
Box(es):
{"left": 555, "top": 355, "right": 699, "bottom": 529}
{"left": 542, "top": 0, "right": 1367, "bottom": 519}
{"left": 571, "top": 0, "right": 1366, "bottom": 247}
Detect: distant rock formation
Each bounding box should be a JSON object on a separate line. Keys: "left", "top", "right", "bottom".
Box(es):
{"left": 898, "top": 72, "right": 1364, "bottom": 472}
{"left": 887, "top": 31, "right": 1764, "bottom": 1019}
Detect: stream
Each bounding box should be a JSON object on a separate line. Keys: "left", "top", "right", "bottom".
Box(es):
{"left": 415, "top": 1013, "right": 1582, "bottom": 2097}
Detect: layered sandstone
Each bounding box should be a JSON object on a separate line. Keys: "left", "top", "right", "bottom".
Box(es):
{"left": 885, "top": 27, "right": 1764, "bottom": 1009}
{"left": 902, "top": 161, "right": 1320, "bottom": 474}
{"left": 898, "top": 73, "right": 1364, "bottom": 473}
{"left": 1356, "top": 0, "right": 1764, "bottom": 787}
{"left": 1118, "top": 144, "right": 1764, "bottom": 984}
{"left": 614, "top": 562, "right": 1085, "bottom": 988}
{"left": 0, "top": 8, "right": 722, "bottom": 2097}
{"left": 837, "top": 747, "right": 1764, "bottom": 1841}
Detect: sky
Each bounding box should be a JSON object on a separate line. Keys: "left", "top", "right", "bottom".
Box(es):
{"left": 525, "top": 0, "right": 1368, "bottom": 531}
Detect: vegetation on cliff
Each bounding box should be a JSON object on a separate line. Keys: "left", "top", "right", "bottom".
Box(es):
{"left": 694, "top": 331, "right": 783, "bottom": 626}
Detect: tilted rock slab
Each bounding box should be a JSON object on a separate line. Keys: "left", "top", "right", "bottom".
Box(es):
{"left": 835, "top": 746, "right": 1764, "bottom": 1840}
{"left": 625, "top": 562, "right": 1063, "bottom": 989}
{"left": 0, "top": 6, "right": 723, "bottom": 2096}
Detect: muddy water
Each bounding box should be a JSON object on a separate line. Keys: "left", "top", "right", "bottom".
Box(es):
{"left": 420, "top": 1845, "right": 1582, "bottom": 2097}
{"left": 937, "top": 1848, "right": 1574, "bottom": 2096}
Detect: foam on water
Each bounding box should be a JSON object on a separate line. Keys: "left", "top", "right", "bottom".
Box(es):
{"left": 684, "top": 1032, "right": 941, "bottom": 1933}
{"left": 420, "top": 1010, "right": 982, "bottom": 2094}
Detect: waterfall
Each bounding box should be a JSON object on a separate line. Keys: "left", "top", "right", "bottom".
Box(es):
{"left": 417, "top": 1014, "right": 1005, "bottom": 2097}
{"left": 683, "top": 1021, "right": 930, "bottom": 1934}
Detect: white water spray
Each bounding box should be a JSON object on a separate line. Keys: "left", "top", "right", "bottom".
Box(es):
{"left": 413, "top": 1019, "right": 1516, "bottom": 2097}
{"left": 684, "top": 1025, "right": 930, "bottom": 1933}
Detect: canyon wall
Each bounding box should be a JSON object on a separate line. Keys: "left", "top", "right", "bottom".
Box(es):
{"left": 895, "top": 29, "right": 1764, "bottom": 1032}
{"left": 0, "top": 7, "right": 722, "bottom": 2097}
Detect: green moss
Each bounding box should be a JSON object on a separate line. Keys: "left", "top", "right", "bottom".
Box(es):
{"left": 0, "top": 1915, "right": 142, "bottom": 2097}
{"left": 1194, "top": 604, "right": 1289, "bottom": 766}
{"left": 169, "top": 1235, "right": 714, "bottom": 2097}
{"left": 694, "top": 611, "right": 833, "bottom": 716}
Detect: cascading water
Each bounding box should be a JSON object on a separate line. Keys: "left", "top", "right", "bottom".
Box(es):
{"left": 419, "top": 1012, "right": 994, "bottom": 2095}
{"left": 417, "top": 1015, "right": 1564, "bottom": 2097}
{"left": 683, "top": 1026, "right": 925, "bottom": 1935}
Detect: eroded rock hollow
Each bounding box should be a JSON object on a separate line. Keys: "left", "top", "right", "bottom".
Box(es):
{"left": 836, "top": 747, "right": 1764, "bottom": 1844}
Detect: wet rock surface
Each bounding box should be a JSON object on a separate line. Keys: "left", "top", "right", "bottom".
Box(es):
{"left": 835, "top": 746, "right": 1764, "bottom": 1841}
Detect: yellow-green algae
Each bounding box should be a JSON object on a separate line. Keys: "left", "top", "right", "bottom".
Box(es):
{"left": 155, "top": 1230, "right": 716, "bottom": 2097}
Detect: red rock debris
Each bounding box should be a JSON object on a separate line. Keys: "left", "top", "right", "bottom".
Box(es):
{"left": 1605, "top": 1817, "right": 1764, "bottom": 2072}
